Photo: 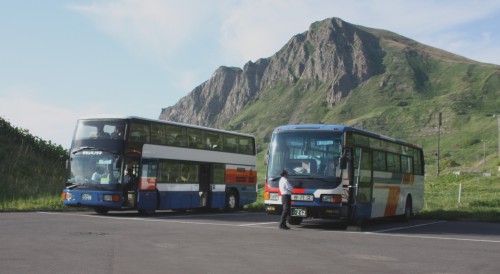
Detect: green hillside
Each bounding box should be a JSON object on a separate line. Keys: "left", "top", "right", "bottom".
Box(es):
{"left": 227, "top": 44, "right": 500, "bottom": 176}
{"left": 0, "top": 116, "right": 68, "bottom": 210}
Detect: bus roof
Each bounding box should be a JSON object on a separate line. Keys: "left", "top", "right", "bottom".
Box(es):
{"left": 273, "top": 124, "right": 422, "bottom": 149}
{"left": 77, "top": 115, "right": 255, "bottom": 138}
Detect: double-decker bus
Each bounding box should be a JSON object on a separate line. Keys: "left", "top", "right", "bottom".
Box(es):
{"left": 62, "top": 116, "right": 257, "bottom": 214}
{"left": 264, "top": 124, "right": 424, "bottom": 225}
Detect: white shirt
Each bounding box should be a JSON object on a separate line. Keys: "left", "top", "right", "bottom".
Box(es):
{"left": 279, "top": 176, "right": 293, "bottom": 195}
{"left": 91, "top": 172, "right": 102, "bottom": 181}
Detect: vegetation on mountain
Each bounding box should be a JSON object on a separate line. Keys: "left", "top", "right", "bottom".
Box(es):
{"left": 160, "top": 17, "right": 500, "bottom": 221}
{"left": 160, "top": 17, "right": 500, "bottom": 176}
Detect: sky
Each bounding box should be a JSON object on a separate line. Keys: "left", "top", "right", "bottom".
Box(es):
{"left": 1, "top": 0, "right": 499, "bottom": 148}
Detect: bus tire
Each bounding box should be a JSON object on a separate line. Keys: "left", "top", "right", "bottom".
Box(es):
{"left": 94, "top": 207, "right": 109, "bottom": 215}
{"left": 225, "top": 189, "right": 239, "bottom": 211}
{"left": 400, "top": 195, "right": 412, "bottom": 222}
{"left": 287, "top": 216, "right": 303, "bottom": 225}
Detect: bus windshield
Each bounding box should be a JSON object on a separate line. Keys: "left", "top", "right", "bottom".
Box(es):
{"left": 68, "top": 150, "right": 122, "bottom": 188}
{"left": 74, "top": 120, "right": 126, "bottom": 140}
{"left": 267, "top": 131, "right": 343, "bottom": 179}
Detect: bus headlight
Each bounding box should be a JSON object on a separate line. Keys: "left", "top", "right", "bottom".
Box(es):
{"left": 103, "top": 194, "right": 121, "bottom": 202}
{"left": 63, "top": 192, "right": 75, "bottom": 201}
{"left": 321, "top": 194, "right": 342, "bottom": 203}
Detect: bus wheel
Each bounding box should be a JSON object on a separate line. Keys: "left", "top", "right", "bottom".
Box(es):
{"left": 287, "top": 216, "right": 303, "bottom": 225}
{"left": 225, "top": 190, "right": 239, "bottom": 211}
{"left": 94, "top": 207, "right": 109, "bottom": 215}
{"left": 400, "top": 196, "right": 412, "bottom": 222}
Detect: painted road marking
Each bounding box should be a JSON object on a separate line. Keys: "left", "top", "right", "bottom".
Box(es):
{"left": 366, "top": 232, "right": 500, "bottom": 244}
{"left": 38, "top": 212, "right": 500, "bottom": 243}
{"left": 370, "top": 221, "right": 447, "bottom": 233}
{"left": 38, "top": 211, "right": 277, "bottom": 229}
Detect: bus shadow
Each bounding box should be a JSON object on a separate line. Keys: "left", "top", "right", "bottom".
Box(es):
{"left": 101, "top": 209, "right": 278, "bottom": 224}
{"left": 305, "top": 217, "right": 500, "bottom": 238}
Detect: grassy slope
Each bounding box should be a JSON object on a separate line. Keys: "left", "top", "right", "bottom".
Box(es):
{"left": 232, "top": 33, "right": 500, "bottom": 175}
{"left": 231, "top": 33, "right": 500, "bottom": 221}
{"left": 0, "top": 117, "right": 68, "bottom": 211}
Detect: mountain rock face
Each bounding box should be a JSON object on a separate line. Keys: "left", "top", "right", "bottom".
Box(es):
{"left": 158, "top": 17, "right": 499, "bottom": 166}
{"left": 159, "top": 18, "right": 387, "bottom": 128}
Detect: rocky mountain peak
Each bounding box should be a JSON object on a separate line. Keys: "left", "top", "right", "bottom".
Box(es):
{"left": 159, "top": 17, "right": 386, "bottom": 127}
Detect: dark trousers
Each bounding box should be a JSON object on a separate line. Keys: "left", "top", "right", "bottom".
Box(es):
{"left": 280, "top": 194, "right": 291, "bottom": 227}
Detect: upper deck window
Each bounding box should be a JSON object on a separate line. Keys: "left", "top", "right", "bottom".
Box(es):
{"left": 74, "top": 120, "right": 126, "bottom": 140}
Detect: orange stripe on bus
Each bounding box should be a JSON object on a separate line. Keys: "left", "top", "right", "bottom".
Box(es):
{"left": 374, "top": 185, "right": 400, "bottom": 216}
{"left": 226, "top": 168, "right": 257, "bottom": 185}
{"left": 140, "top": 177, "right": 157, "bottom": 190}
{"left": 402, "top": 173, "right": 414, "bottom": 185}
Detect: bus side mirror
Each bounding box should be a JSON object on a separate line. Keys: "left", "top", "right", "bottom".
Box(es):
{"left": 65, "top": 159, "right": 70, "bottom": 170}
{"left": 339, "top": 156, "right": 347, "bottom": 169}
{"left": 264, "top": 151, "right": 269, "bottom": 166}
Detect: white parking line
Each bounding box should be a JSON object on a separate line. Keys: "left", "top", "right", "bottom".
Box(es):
{"left": 38, "top": 212, "right": 500, "bottom": 242}
{"left": 370, "top": 221, "right": 447, "bottom": 233}
{"left": 38, "top": 211, "right": 277, "bottom": 229}
{"left": 238, "top": 222, "right": 278, "bottom": 227}
{"left": 363, "top": 221, "right": 500, "bottom": 244}
{"left": 366, "top": 232, "right": 500, "bottom": 244}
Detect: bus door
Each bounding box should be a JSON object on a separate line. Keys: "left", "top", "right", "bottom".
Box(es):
{"left": 123, "top": 158, "right": 139, "bottom": 208}
{"left": 210, "top": 164, "right": 226, "bottom": 208}
{"left": 137, "top": 159, "right": 158, "bottom": 212}
{"left": 199, "top": 164, "right": 211, "bottom": 208}
{"left": 353, "top": 148, "right": 373, "bottom": 220}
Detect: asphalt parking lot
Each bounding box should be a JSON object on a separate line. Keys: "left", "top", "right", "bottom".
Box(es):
{"left": 1, "top": 210, "right": 499, "bottom": 274}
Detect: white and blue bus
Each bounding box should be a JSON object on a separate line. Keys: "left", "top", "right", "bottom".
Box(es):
{"left": 62, "top": 116, "right": 257, "bottom": 214}
{"left": 264, "top": 124, "right": 424, "bottom": 225}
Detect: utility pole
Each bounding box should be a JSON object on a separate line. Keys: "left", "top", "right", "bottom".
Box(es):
{"left": 498, "top": 115, "right": 500, "bottom": 158}
{"left": 481, "top": 140, "right": 487, "bottom": 167}
{"left": 437, "top": 112, "right": 442, "bottom": 176}
{"left": 493, "top": 114, "right": 500, "bottom": 158}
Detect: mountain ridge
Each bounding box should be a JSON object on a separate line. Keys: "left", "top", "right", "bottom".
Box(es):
{"left": 159, "top": 17, "right": 500, "bottom": 173}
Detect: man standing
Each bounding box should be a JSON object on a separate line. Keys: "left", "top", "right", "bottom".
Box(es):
{"left": 279, "top": 169, "right": 293, "bottom": 230}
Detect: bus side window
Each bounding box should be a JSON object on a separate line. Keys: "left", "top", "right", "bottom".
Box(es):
{"left": 151, "top": 124, "right": 167, "bottom": 145}
{"left": 206, "top": 132, "right": 221, "bottom": 150}
{"left": 166, "top": 125, "right": 186, "bottom": 147}
{"left": 129, "top": 123, "right": 150, "bottom": 143}
{"left": 238, "top": 137, "right": 252, "bottom": 154}
{"left": 223, "top": 134, "right": 238, "bottom": 153}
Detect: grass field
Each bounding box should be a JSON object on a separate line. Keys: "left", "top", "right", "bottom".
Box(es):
{"left": 419, "top": 174, "right": 500, "bottom": 222}
{"left": 1, "top": 135, "right": 499, "bottom": 222}
{"left": 4, "top": 172, "right": 498, "bottom": 223}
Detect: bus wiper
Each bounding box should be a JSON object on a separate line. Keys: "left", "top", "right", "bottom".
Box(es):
{"left": 72, "top": 146, "right": 116, "bottom": 154}
{"left": 72, "top": 146, "right": 98, "bottom": 154}
{"left": 66, "top": 183, "right": 78, "bottom": 189}
{"left": 269, "top": 177, "right": 281, "bottom": 182}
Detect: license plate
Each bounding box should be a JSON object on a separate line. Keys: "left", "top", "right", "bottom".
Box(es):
{"left": 291, "top": 207, "right": 307, "bottom": 217}
{"left": 82, "top": 194, "right": 92, "bottom": 201}
{"left": 291, "top": 194, "right": 314, "bottom": 201}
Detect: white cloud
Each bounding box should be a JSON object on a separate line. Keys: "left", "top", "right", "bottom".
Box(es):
{"left": 0, "top": 97, "right": 76, "bottom": 147}
{"left": 219, "top": 0, "right": 500, "bottom": 63}
{"left": 68, "top": 0, "right": 500, "bottom": 77}
{"left": 0, "top": 89, "right": 110, "bottom": 148}
{"left": 68, "top": 0, "right": 221, "bottom": 62}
